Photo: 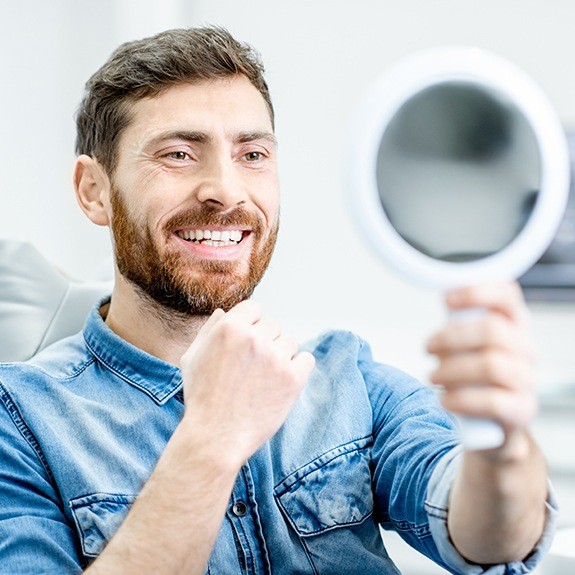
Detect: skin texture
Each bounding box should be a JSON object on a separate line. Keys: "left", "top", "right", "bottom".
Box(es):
{"left": 73, "top": 75, "right": 549, "bottom": 573}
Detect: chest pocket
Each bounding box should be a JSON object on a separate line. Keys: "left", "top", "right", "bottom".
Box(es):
{"left": 274, "top": 437, "right": 374, "bottom": 536}
{"left": 69, "top": 493, "right": 136, "bottom": 558}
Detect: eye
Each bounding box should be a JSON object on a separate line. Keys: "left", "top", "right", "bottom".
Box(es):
{"left": 166, "top": 150, "right": 190, "bottom": 161}
{"left": 243, "top": 151, "right": 264, "bottom": 162}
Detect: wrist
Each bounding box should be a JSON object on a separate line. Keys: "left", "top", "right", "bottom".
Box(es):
{"left": 175, "top": 414, "right": 247, "bottom": 476}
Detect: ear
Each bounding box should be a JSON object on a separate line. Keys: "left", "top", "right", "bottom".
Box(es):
{"left": 73, "top": 155, "right": 112, "bottom": 227}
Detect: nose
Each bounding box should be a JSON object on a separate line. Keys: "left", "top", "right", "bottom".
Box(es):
{"left": 195, "top": 154, "right": 247, "bottom": 210}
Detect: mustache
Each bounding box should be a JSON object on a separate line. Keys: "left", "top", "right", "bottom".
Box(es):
{"left": 165, "top": 206, "right": 264, "bottom": 234}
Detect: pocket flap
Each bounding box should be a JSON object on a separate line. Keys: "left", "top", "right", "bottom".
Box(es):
{"left": 274, "top": 437, "right": 373, "bottom": 536}
{"left": 70, "top": 492, "right": 136, "bottom": 557}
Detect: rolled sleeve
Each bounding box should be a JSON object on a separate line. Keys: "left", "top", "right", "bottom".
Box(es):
{"left": 425, "top": 446, "right": 559, "bottom": 575}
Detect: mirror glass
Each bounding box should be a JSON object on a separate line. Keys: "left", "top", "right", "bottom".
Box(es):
{"left": 376, "top": 82, "right": 541, "bottom": 263}
{"left": 348, "top": 47, "right": 570, "bottom": 290}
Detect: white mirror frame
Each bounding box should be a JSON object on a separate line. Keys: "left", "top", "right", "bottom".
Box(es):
{"left": 348, "top": 46, "right": 570, "bottom": 290}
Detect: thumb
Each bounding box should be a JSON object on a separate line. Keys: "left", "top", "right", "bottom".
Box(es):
{"left": 292, "top": 350, "right": 316, "bottom": 382}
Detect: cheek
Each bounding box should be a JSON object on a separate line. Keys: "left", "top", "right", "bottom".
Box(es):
{"left": 256, "top": 182, "right": 280, "bottom": 226}
{"left": 118, "top": 190, "right": 166, "bottom": 237}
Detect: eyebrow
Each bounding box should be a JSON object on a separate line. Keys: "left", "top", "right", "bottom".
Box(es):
{"left": 236, "top": 131, "right": 278, "bottom": 146}
{"left": 147, "top": 130, "right": 277, "bottom": 148}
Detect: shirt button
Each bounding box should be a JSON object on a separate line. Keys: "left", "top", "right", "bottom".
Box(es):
{"left": 232, "top": 501, "right": 248, "bottom": 517}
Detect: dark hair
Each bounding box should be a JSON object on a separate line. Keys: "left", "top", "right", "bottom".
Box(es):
{"left": 75, "top": 26, "right": 274, "bottom": 173}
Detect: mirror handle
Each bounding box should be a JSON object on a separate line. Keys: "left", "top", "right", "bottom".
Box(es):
{"left": 448, "top": 307, "right": 506, "bottom": 450}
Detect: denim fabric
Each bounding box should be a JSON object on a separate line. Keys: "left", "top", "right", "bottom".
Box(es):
{"left": 0, "top": 299, "right": 557, "bottom": 574}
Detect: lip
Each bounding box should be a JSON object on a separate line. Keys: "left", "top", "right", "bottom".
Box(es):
{"left": 172, "top": 228, "right": 253, "bottom": 261}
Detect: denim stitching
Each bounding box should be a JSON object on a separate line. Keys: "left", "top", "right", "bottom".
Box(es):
{"left": 69, "top": 493, "right": 137, "bottom": 558}
{"left": 274, "top": 442, "right": 374, "bottom": 537}
{"left": 15, "top": 356, "right": 96, "bottom": 382}
{"left": 388, "top": 518, "right": 431, "bottom": 538}
{"left": 273, "top": 435, "right": 373, "bottom": 494}
{"left": 299, "top": 537, "right": 320, "bottom": 575}
{"left": 0, "top": 380, "right": 55, "bottom": 484}
{"left": 85, "top": 338, "right": 181, "bottom": 405}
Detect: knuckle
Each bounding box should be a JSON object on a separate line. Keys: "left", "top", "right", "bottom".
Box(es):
{"left": 513, "top": 397, "right": 538, "bottom": 426}
{"left": 466, "top": 284, "right": 482, "bottom": 300}
{"left": 269, "top": 318, "right": 281, "bottom": 334}
{"left": 483, "top": 315, "right": 502, "bottom": 342}
{"left": 482, "top": 352, "right": 507, "bottom": 383}
{"left": 215, "top": 314, "right": 234, "bottom": 332}
{"left": 283, "top": 335, "right": 298, "bottom": 351}
{"left": 248, "top": 333, "right": 267, "bottom": 356}
{"left": 216, "top": 321, "right": 236, "bottom": 343}
{"left": 486, "top": 391, "right": 504, "bottom": 419}
{"left": 217, "top": 322, "right": 258, "bottom": 354}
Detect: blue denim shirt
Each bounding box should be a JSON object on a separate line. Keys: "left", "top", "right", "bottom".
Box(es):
{"left": 0, "top": 299, "right": 557, "bottom": 574}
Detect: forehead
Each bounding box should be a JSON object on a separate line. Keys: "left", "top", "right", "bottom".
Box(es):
{"left": 123, "top": 75, "right": 273, "bottom": 141}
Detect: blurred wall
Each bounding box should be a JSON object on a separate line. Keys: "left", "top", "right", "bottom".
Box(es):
{"left": 1, "top": 0, "right": 573, "bottom": 385}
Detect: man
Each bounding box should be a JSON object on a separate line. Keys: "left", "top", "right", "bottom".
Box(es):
{"left": 0, "top": 26, "right": 556, "bottom": 574}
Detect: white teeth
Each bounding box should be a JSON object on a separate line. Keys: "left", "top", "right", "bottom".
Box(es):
{"left": 202, "top": 239, "right": 236, "bottom": 247}
{"left": 177, "top": 229, "right": 244, "bottom": 246}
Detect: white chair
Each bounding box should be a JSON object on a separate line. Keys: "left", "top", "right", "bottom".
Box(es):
{"left": 0, "top": 240, "right": 112, "bottom": 362}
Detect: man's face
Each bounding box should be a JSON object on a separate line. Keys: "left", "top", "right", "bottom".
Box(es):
{"left": 107, "top": 75, "right": 280, "bottom": 315}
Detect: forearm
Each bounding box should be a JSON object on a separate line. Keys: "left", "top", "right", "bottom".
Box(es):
{"left": 447, "top": 430, "right": 548, "bottom": 565}
{"left": 85, "top": 418, "right": 240, "bottom": 575}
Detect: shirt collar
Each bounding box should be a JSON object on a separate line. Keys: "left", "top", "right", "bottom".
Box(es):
{"left": 82, "top": 297, "right": 183, "bottom": 405}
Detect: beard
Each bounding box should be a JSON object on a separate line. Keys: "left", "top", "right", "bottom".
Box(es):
{"left": 110, "top": 185, "right": 278, "bottom": 317}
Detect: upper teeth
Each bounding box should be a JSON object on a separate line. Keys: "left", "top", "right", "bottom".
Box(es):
{"left": 177, "top": 229, "right": 244, "bottom": 244}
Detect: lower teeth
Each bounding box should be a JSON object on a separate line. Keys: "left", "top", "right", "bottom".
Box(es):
{"left": 196, "top": 239, "right": 238, "bottom": 247}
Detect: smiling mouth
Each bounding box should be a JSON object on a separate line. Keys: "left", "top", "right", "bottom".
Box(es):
{"left": 175, "top": 228, "right": 246, "bottom": 247}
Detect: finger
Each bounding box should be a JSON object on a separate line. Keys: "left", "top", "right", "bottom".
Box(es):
{"left": 430, "top": 350, "right": 535, "bottom": 392}
{"left": 198, "top": 307, "right": 226, "bottom": 335}
{"left": 445, "top": 282, "right": 530, "bottom": 327}
{"left": 426, "top": 313, "right": 536, "bottom": 361}
{"left": 183, "top": 308, "right": 226, "bottom": 353}
{"left": 291, "top": 350, "right": 316, "bottom": 382}
{"left": 273, "top": 334, "right": 300, "bottom": 359}
{"left": 222, "top": 299, "right": 263, "bottom": 325}
{"left": 253, "top": 317, "right": 282, "bottom": 341}
{"left": 440, "top": 386, "right": 538, "bottom": 430}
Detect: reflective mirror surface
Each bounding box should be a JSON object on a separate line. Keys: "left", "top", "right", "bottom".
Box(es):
{"left": 376, "top": 82, "right": 541, "bottom": 262}
{"left": 348, "top": 47, "right": 570, "bottom": 290}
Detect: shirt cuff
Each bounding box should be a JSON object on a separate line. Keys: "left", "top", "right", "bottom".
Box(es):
{"left": 425, "top": 446, "right": 559, "bottom": 575}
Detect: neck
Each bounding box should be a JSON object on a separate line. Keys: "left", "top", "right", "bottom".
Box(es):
{"left": 104, "top": 274, "right": 210, "bottom": 366}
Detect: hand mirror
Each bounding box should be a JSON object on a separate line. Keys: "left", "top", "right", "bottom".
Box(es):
{"left": 348, "top": 47, "right": 570, "bottom": 449}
